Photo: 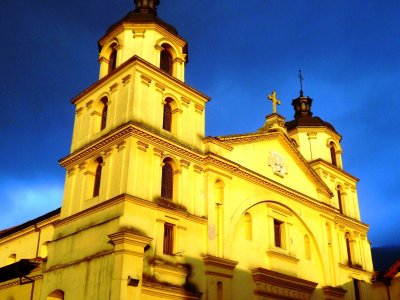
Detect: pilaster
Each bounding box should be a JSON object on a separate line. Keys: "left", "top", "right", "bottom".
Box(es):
{"left": 108, "top": 231, "right": 153, "bottom": 300}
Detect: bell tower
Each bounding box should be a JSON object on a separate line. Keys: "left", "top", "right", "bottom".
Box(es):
{"left": 97, "top": 0, "right": 188, "bottom": 81}
{"left": 59, "top": 0, "right": 209, "bottom": 219}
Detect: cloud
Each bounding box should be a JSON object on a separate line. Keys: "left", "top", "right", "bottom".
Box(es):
{"left": 0, "top": 177, "right": 63, "bottom": 230}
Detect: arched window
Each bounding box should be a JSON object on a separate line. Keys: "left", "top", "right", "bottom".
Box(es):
{"left": 161, "top": 159, "right": 174, "bottom": 200}
{"left": 217, "top": 281, "right": 223, "bottom": 300}
{"left": 108, "top": 47, "right": 117, "bottom": 74}
{"left": 304, "top": 234, "right": 311, "bottom": 260}
{"left": 160, "top": 44, "right": 173, "bottom": 75}
{"left": 47, "top": 290, "right": 64, "bottom": 300}
{"left": 93, "top": 157, "right": 103, "bottom": 197}
{"left": 329, "top": 141, "right": 337, "bottom": 166}
{"left": 162, "top": 101, "right": 172, "bottom": 131}
{"left": 345, "top": 232, "right": 353, "bottom": 266}
{"left": 337, "top": 185, "right": 344, "bottom": 214}
{"left": 100, "top": 97, "right": 108, "bottom": 131}
{"left": 244, "top": 212, "right": 252, "bottom": 240}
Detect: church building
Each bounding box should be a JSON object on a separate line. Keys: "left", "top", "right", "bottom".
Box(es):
{"left": 0, "top": 1, "right": 383, "bottom": 299}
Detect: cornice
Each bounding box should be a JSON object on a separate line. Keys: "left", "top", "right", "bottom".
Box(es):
{"left": 142, "top": 280, "right": 202, "bottom": 299}
{"left": 133, "top": 58, "right": 210, "bottom": 103}
{"left": 99, "top": 23, "right": 187, "bottom": 49}
{"left": 60, "top": 123, "right": 344, "bottom": 221}
{"left": 0, "top": 211, "right": 60, "bottom": 244}
{"left": 71, "top": 55, "right": 210, "bottom": 105}
{"left": 203, "top": 255, "right": 238, "bottom": 270}
{"left": 287, "top": 126, "right": 342, "bottom": 141}
{"left": 215, "top": 131, "right": 333, "bottom": 198}
{"left": 55, "top": 193, "right": 207, "bottom": 230}
{"left": 251, "top": 267, "right": 317, "bottom": 294}
{"left": 204, "top": 153, "right": 338, "bottom": 216}
{"left": 59, "top": 121, "right": 205, "bottom": 169}
{"left": 310, "top": 158, "right": 359, "bottom": 182}
{"left": 334, "top": 215, "right": 369, "bottom": 233}
{"left": 203, "top": 136, "right": 233, "bottom": 151}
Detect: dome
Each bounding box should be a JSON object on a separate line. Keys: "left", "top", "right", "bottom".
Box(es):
{"left": 105, "top": 10, "right": 179, "bottom": 36}
{"left": 285, "top": 93, "right": 338, "bottom": 134}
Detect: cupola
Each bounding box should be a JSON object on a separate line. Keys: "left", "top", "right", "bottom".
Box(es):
{"left": 134, "top": 0, "right": 160, "bottom": 14}
{"left": 284, "top": 73, "right": 343, "bottom": 167}
{"left": 97, "top": 0, "right": 188, "bottom": 81}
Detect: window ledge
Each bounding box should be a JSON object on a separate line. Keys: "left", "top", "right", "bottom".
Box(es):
{"left": 338, "top": 263, "right": 365, "bottom": 271}
{"left": 266, "top": 249, "right": 299, "bottom": 264}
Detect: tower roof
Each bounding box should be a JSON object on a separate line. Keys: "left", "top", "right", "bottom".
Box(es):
{"left": 105, "top": 0, "right": 178, "bottom": 36}
{"left": 285, "top": 93, "right": 338, "bottom": 134}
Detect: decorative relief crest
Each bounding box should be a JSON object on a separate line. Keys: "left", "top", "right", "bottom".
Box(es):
{"left": 268, "top": 152, "right": 288, "bottom": 178}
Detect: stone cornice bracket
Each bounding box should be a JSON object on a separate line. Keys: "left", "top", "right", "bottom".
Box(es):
{"left": 109, "top": 83, "right": 119, "bottom": 94}
{"left": 75, "top": 107, "right": 83, "bottom": 115}
{"left": 180, "top": 159, "right": 191, "bottom": 168}
{"left": 86, "top": 100, "right": 94, "bottom": 110}
{"left": 141, "top": 74, "right": 152, "bottom": 86}
{"left": 137, "top": 141, "right": 149, "bottom": 152}
{"left": 153, "top": 147, "right": 164, "bottom": 157}
{"left": 122, "top": 74, "right": 132, "bottom": 86}
{"left": 132, "top": 29, "right": 145, "bottom": 38}
{"left": 155, "top": 82, "right": 166, "bottom": 92}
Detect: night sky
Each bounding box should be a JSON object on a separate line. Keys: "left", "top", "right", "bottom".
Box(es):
{"left": 0, "top": 0, "right": 399, "bottom": 247}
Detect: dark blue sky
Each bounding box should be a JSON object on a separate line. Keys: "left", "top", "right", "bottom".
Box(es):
{"left": 0, "top": 0, "right": 399, "bottom": 247}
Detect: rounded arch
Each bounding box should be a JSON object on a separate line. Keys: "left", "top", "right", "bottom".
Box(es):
{"left": 91, "top": 94, "right": 111, "bottom": 133}
{"left": 243, "top": 212, "right": 253, "bottom": 240}
{"left": 161, "top": 156, "right": 180, "bottom": 201}
{"left": 326, "top": 139, "right": 342, "bottom": 152}
{"left": 163, "top": 95, "right": 181, "bottom": 110}
{"left": 94, "top": 93, "right": 110, "bottom": 111}
{"left": 87, "top": 155, "right": 106, "bottom": 172}
{"left": 39, "top": 241, "right": 50, "bottom": 258}
{"left": 155, "top": 38, "right": 179, "bottom": 59}
{"left": 7, "top": 254, "right": 16, "bottom": 265}
{"left": 344, "top": 231, "right": 354, "bottom": 265}
{"left": 214, "top": 179, "right": 225, "bottom": 205}
{"left": 99, "top": 38, "right": 120, "bottom": 61}
{"left": 162, "top": 96, "right": 180, "bottom": 133}
{"left": 160, "top": 155, "right": 180, "bottom": 171}
{"left": 230, "top": 198, "right": 327, "bottom": 284}
{"left": 336, "top": 184, "right": 344, "bottom": 213}
{"left": 304, "top": 234, "right": 311, "bottom": 260}
{"left": 47, "top": 289, "right": 64, "bottom": 299}
{"left": 98, "top": 38, "right": 121, "bottom": 77}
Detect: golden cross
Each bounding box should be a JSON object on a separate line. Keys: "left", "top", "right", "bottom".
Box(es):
{"left": 268, "top": 90, "right": 281, "bottom": 114}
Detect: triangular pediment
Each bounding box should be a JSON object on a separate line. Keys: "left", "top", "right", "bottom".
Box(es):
{"left": 212, "top": 131, "right": 332, "bottom": 199}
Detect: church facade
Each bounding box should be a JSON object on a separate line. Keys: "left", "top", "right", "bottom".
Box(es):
{"left": 0, "top": 1, "right": 386, "bottom": 299}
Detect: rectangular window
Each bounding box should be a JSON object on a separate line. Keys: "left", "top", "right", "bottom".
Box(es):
{"left": 163, "top": 223, "right": 174, "bottom": 255}
{"left": 274, "top": 219, "right": 283, "bottom": 248}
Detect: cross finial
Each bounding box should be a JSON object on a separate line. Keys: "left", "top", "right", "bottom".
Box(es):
{"left": 298, "top": 69, "right": 304, "bottom": 97}
{"left": 267, "top": 90, "right": 281, "bottom": 114}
